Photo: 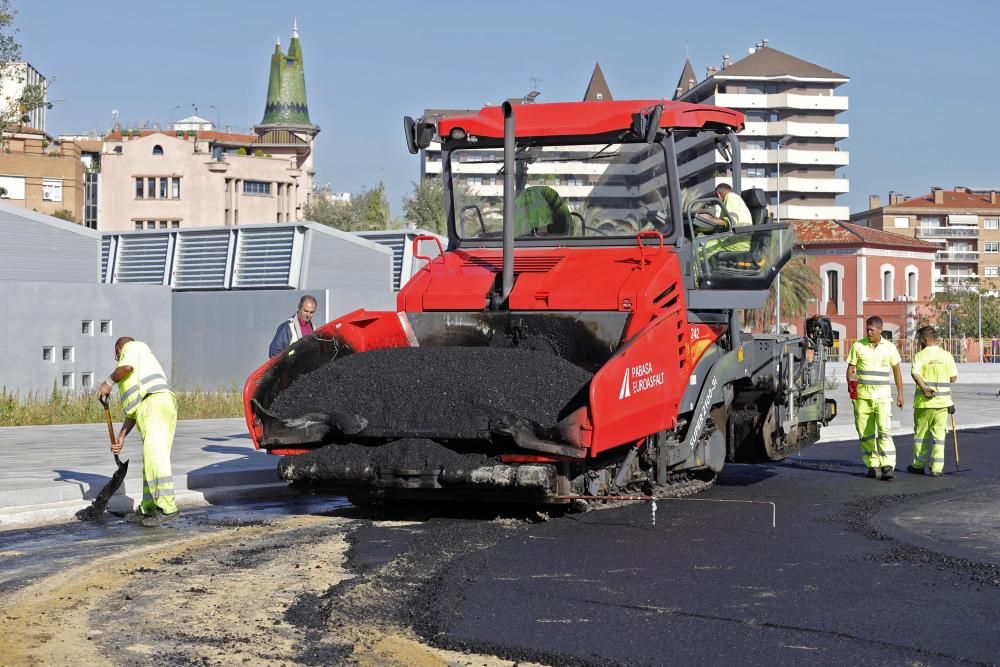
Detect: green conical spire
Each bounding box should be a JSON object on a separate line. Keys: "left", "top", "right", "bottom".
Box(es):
{"left": 260, "top": 20, "right": 314, "bottom": 128}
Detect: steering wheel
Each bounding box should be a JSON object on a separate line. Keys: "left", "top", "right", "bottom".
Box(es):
{"left": 692, "top": 211, "right": 721, "bottom": 232}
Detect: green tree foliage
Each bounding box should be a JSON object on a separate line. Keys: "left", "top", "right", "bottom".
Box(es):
{"left": 924, "top": 282, "right": 1000, "bottom": 338}
{"left": 742, "top": 255, "right": 822, "bottom": 332}
{"left": 305, "top": 182, "right": 395, "bottom": 232}
{"left": 0, "top": 1, "right": 53, "bottom": 146}
{"left": 402, "top": 177, "right": 476, "bottom": 235}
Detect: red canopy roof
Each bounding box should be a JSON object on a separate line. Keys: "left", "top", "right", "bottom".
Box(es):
{"left": 437, "top": 99, "right": 744, "bottom": 140}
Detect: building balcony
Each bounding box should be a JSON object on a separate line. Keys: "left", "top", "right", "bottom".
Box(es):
{"left": 743, "top": 121, "right": 849, "bottom": 139}
{"left": 916, "top": 226, "right": 979, "bottom": 239}
{"left": 744, "top": 147, "right": 850, "bottom": 166}
{"left": 741, "top": 176, "right": 850, "bottom": 194}
{"left": 780, "top": 203, "right": 850, "bottom": 221}
{"left": 206, "top": 160, "right": 229, "bottom": 173}
{"left": 936, "top": 250, "right": 980, "bottom": 262}
{"left": 713, "top": 92, "right": 849, "bottom": 112}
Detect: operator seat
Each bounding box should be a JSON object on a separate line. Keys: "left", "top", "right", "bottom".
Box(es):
{"left": 710, "top": 188, "right": 770, "bottom": 271}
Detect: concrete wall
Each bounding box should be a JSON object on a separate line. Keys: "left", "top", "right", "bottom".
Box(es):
{"left": 303, "top": 227, "right": 396, "bottom": 314}
{"left": 0, "top": 203, "right": 100, "bottom": 282}
{"left": 171, "top": 289, "right": 330, "bottom": 389}
{"left": 0, "top": 282, "right": 171, "bottom": 395}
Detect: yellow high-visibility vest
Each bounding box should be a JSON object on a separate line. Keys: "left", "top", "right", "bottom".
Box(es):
{"left": 847, "top": 338, "right": 901, "bottom": 400}
{"left": 912, "top": 344, "right": 957, "bottom": 409}
{"left": 116, "top": 341, "right": 172, "bottom": 418}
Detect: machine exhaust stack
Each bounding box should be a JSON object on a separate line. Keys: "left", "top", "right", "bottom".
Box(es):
{"left": 502, "top": 101, "right": 515, "bottom": 300}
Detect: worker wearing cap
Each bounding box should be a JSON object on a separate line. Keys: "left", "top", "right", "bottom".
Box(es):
{"left": 703, "top": 183, "right": 754, "bottom": 265}
{"left": 846, "top": 316, "right": 904, "bottom": 480}
{"left": 909, "top": 326, "right": 957, "bottom": 476}
{"left": 97, "top": 337, "right": 178, "bottom": 527}
{"left": 514, "top": 185, "right": 573, "bottom": 237}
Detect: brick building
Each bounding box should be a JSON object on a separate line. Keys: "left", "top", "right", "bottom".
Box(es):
{"left": 792, "top": 220, "right": 938, "bottom": 357}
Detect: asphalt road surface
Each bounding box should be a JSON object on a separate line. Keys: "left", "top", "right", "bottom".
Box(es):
{"left": 2, "top": 428, "right": 998, "bottom": 666}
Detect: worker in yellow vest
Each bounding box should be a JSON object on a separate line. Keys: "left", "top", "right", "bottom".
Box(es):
{"left": 97, "top": 337, "right": 178, "bottom": 527}
{"left": 846, "top": 316, "right": 904, "bottom": 480}
{"left": 909, "top": 326, "right": 958, "bottom": 476}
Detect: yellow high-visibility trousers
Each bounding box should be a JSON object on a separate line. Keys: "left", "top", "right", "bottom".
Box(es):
{"left": 136, "top": 392, "right": 178, "bottom": 515}
{"left": 853, "top": 397, "right": 896, "bottom": 469}
{"left": 913, "top": 408, "right": 947, "bottom": 475}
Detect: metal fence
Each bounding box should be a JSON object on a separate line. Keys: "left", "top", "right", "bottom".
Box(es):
{"left": 833, "top": 338, "right": 1000, "bottom": 363}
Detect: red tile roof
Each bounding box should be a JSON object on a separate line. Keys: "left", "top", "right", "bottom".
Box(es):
{"left": 103, "top": 129, "right": 257, "bottom": 143}
{"left": 895, "top": 190, "right": 1000, "bottom": 209}
{"left": 792, "top": 220, "right": 938, "bottom": 252}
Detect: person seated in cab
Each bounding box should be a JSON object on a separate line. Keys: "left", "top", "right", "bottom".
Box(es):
{"left": 514, "top": 185, "right": 574, "bottom": 237}
{"left": 699, "top": 183, "right": 757, "bottom": 269}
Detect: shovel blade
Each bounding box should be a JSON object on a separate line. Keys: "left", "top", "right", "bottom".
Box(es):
{"left": 75, "top": 459, "right": 130, "bottom": 522}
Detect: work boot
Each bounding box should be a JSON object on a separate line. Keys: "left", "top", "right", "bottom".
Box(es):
{"left": 906, "top": 465, "right": 925, "bottom": 475}
{"left": 880, "top": 466, "right": 895, "bottom": 481}
{"left": 866, "top": 468, "right": 878, "bottom": 479}
{"left": 124, "top": 510, "right": 148, "bottom": 524}
{"left": 140, "top": 511, "right": 179, "bottom": 528}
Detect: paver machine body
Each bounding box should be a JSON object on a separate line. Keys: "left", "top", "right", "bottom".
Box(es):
{"left": 243, "top": 98, "right": 836, "bottom": 503}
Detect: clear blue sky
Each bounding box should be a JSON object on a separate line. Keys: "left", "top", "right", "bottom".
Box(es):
{"left": 11, "top": 0, "right": 1000, "bottom": 215}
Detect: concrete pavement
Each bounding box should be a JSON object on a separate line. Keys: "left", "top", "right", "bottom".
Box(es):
{"left": 0, "top": 418, "right": 288, "bottom": 530}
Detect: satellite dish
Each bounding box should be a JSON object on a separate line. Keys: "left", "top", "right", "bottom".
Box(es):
{"left": 748, "top": 47, "right": 756, "bottom": 54}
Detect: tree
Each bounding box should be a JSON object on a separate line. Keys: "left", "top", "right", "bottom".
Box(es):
{"left": 0, "top": 1, "right": 53, "bottom": 146}
{"left": 924, "top": 281, "right": 1000, "bottom": 339}
{"left": 742, "top": 255, "right": 821, "bottom": 332}
{"left": 305, "top": 181, "right": 396, "bottom": 232}
{"left": 402, "top": 177, "right": 476, "bottom": 235}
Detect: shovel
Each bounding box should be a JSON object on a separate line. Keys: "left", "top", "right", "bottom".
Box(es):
{"left": 75, "top": 395, "right": 130, "bottom": 521}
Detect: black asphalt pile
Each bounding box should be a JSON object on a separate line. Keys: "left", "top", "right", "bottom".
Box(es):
{"left": 278, "top": 438, "right": 497, "bottom": 481}
{"left": 269, "top": 346, "right": 592, "bottom": 437}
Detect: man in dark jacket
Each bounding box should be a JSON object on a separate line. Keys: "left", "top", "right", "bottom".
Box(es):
{"left": 269, "top": 295, "right": 317, "bottom": 357}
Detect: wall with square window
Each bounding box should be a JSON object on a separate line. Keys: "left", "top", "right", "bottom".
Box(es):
{"left": 42, "top": 346, "right": 54, "bottom": 362}
{"left": 81, "top": 372, "right": 94, "bottom": 389}
{"left": 62, "top": 346, "right": 74, "bottom": 362}
{"left": 61, "top": 373, "right": 74, "bottom": 389}
{"left": 100, "top": 320, "right": 112, "bottom": 336}
{"left": 82, "top": 320, "right": 94, "bottom": 335}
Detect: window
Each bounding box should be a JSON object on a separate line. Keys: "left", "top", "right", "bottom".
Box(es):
{"left": 171, "top": 220, "right": 180, "bottom": 228}
{"left": 907, "top": 271, "right": 918, "bottom": 298}
{"left": 985, "top": 218, "right": 999, "bottom": 230}
{"left": 146, "top": 221, "right": 156, "bottom": 229}
{"left": 42, "top": 178, "right": 63, "bottom": 202}
{"left": 159, "top": 221, "right": 168, "bottom": 229}
{"left": 985, "top": 242, "right": 999, "bottom": 253}
{"left": 61, "top": 373, "right": 74, "bottom": 390}
{"left": 826, "top": 270, "right": 839, "bottom": 306}
{"left": 171, "top": 177, "right": 180, "bottom": 198}
{"left": 135, "top": 177, "right": 144, "bottom": 199}
{"left": 147, "top": 177, "right": 156, "bottom": 198}
{"left": 882, "top": 270, "right": 893, "bottom": 301}
{"left": 81, "top": 320, "right": 93, "bottom": 335}
{"left": 894, "top": 216, "right": 909, "bottom": 228}
{"left": 134, "top": 221, "right": 143, "bottom": 230}
{"left": 152, "top": 144, "right": 163, "bottom": 156}
{"left": 985, "top": 266, "right": 999, "bottom": 277}
{"left": 159, "top": 178, "right": 167, "bottom": 199}
{"left": 62, "top": 346, "right": 74, "bottom": 362}
{"left": 0, "top": 175, "right": 26, "bottom": 199}
{"left": 243, "top": 180, "right": 271, "bottom": 195}
{"left": 42, "top": 346, "right": 54, "bottom": 362}
{"left": 100, "top": 320, "right": 112, "bottom": 336}
{"left": 81, "top": 373, "right": 94, "bottom": 389}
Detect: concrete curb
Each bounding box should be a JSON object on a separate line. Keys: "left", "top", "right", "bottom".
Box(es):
{"left": 818, "top": 420, "right": 1000, "bottom": 444}
{"left": 0, "top": 481, "right": 294, "bottom": 531}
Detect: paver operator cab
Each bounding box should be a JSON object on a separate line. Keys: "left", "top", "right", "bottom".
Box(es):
{"left": 243, "top": 98, "right": 836, "bottom": 505}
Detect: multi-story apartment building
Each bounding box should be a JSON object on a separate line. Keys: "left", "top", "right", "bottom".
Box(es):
{"left": 98, "top": 22, "right": 319, "bottom": 231}
{"left": 0, "top": 127, "right": 84, "bottom": 221}
{"left": 852, "top": 187, "right": 1000, "bottom": 293}
{"left": 0, "top": 61, "right": 47, "bottom": 132}
{"left": 673, "top": 41, "right": 850, "bottom": 221}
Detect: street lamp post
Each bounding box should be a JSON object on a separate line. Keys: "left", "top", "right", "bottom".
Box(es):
{"left": 169, "top": 105, "right": 180, "bottom": 127}
{"left": 774, "top": 134, "right": 792, "bottom": 334}
{"left": 209, "top": 105, "right": 221, "bottom": 131}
